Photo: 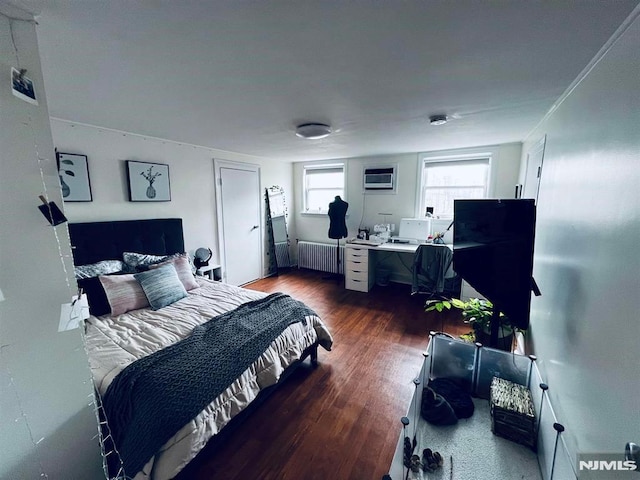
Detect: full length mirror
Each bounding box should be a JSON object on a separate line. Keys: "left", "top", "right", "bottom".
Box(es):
{"left": 265, "top": 186, "right": 291, "bottom": 273}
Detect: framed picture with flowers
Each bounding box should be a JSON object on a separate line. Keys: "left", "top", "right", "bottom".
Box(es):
{"left": 126, "top": 161, "right": 171, "bottom": 202}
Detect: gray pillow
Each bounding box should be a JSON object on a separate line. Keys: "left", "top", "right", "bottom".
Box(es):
{"left": 75, "top": 260, "right": 124, "bottom": 279}
{"left": 134, "top": 263, "right": 187, "bottom": 310}
{"left": 123, "top": 251, "right": 194, "bottom": 273}
{"left": 123, "top": 252, "right": 168, "bottom": 272}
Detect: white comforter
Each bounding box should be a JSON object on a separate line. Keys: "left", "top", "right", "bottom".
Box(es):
{"left": 84, "top": 278, "right": 333, "bottom": 480}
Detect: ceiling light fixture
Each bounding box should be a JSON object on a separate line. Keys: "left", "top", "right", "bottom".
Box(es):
{"left": 295, "top": 123, "right": 332, "bottom": 139}
{"left": 429, "top": 115, "right": 448, "bottom": 126}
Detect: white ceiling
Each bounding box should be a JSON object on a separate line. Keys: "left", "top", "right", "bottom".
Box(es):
{"left": 31, "top": 1, "right": 638, "bottom": 161}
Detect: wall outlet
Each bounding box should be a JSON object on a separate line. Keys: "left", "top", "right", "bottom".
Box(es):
{"left": 58, "top": 293, "right": 89, "bottom": 332}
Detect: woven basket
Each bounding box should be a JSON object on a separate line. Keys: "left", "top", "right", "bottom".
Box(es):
{"left": 490, "top": 377, "right": 536, "bottom": 450}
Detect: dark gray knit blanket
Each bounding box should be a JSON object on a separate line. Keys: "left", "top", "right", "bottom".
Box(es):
{"left": 102, "top": 292, "right": 317, "bottom": 477}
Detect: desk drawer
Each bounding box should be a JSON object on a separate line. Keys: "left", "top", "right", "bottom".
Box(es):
{"left": 346, "top": 268, "right": 368, "bottom": 282}
{"left": 346, "top": 247, "right": 369, "bottom": 262}
{"left": 345, "top": 277, "right": 370, "bottom": 292}
{"left": 345, "top": 257, "right": 368, "bottom": 271}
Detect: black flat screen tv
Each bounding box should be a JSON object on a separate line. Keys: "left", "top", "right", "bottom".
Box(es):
{"left": 453, "top": 199, "right": 537, "bottom": 331}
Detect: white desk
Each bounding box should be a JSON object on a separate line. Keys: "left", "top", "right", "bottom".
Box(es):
{"left": 344, "top": 241, "right": 448, "bottom": 292}
{"left": 345, "top": 241, "right": 480, "bottom": 299}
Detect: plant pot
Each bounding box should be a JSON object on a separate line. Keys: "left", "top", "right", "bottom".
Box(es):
{"left": 475, "top": 326, "right": 514, "bottom": 352}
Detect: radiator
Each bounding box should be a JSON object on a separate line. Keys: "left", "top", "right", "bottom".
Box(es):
{"left": 297, "top": 241, "right": 344, "bottom": 274}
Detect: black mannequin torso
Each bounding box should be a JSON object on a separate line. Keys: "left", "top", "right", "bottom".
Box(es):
{"left": 328, "top": 196, "right": 348, "bottom": 239}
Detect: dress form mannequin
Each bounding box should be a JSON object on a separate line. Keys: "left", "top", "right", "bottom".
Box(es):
{"left": 327, "top": 196, "right": 348, "bottom": 276}
{"left": 328, "top": 196, "right": 348, "bottom": 239}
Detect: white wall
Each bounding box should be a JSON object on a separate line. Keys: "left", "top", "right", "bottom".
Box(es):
{"left": 51, "top": 120, "right": 295, "bottom": 277}
{"left": 292, "top": 144, "right": 521, "bottom": 279}
{"left": 0, "top": 7, "right": 103, "bottom": 478}
{"left": 519, "top": 9, "right": 639, "bottom": 465}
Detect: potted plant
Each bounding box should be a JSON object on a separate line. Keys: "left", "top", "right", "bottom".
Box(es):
{"left": 425, "top": 297, "right": 516, "bottom": 351}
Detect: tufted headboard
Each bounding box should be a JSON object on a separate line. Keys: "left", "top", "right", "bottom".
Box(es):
{"left": 68, "top": 218, "right": 185, "bottom": 266}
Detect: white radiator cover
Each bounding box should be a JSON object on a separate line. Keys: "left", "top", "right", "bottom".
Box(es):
{"left": 297, "top": 241, "right": 344, "bottom": 274}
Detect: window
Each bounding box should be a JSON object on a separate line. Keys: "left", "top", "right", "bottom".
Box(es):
{"left": 418, "top": 157, "right": 490, "bottom": 218}
{"left": 303, "top": 164, "right": 345, "bottom": 214}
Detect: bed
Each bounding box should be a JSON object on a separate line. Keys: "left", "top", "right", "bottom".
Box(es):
{"left": 69, "top": 218, "right": 333, "bottom": 480}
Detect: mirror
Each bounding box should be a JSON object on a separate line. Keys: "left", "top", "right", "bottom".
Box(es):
{"left": 265, "top": 186, "right": 291, "bottom": 274}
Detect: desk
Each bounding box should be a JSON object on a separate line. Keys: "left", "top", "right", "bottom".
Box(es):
{"left": 344, "top": 242, "right": 449, "bottom": 292}
{"left": 345, "top": 242, "right": 480, "bottom": 298}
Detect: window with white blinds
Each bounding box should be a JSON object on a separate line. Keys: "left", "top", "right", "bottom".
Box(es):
{"left": 303, "top": 164, "right": 345, "bottom": 214}
{"left": 419, "top": 157, "right": 490, "bottom": 218}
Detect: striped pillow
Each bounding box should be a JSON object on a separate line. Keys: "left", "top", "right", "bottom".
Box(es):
{"left": 134, "top": 264, "right": 187, "bottom": 310}
{"left": 149, "top": 254, "right": 199, "bottom": 291}
{"left": 99, "top": 274, "right": 150, "bottom": 316}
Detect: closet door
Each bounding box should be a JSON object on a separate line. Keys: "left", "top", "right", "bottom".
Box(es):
{"left": 215, "top": 160, "right": 262, "bottom": 286}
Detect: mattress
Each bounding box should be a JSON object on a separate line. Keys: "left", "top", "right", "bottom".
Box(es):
{"left": 84, "top": 278, "right": 332, "bottom": 480}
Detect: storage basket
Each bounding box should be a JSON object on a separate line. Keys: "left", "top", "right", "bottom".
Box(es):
{"left": 489, "top": 377, "right": 536, "bottom": 450}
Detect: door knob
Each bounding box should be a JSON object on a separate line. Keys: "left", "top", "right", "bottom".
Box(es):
{"left": 251, "top": 225, "right": 259, "bottom": 231}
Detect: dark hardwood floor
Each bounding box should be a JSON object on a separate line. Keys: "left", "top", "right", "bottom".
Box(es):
{"left": 178, "top": 269, "right": 467, "bottom": 480}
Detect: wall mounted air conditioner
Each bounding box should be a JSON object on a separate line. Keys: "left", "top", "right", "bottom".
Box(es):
{"left": 364, "top": 166, "right": 395, "bottom": 191}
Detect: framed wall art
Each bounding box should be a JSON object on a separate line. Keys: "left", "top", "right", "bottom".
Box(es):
{"left": 57, "top": 152, "right": 93, "bottom": 202}
{"left": 11, "top": 67, "right": 38, "bottom": 105}
{"left": 126, "top": 161, "right": 171, "bottom": 202}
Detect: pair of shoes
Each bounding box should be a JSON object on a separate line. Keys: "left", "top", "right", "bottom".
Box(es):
{"left": 422, "top": 448, "right": 444, "bottom": 473}
{"left": 410, "top": 454, "right": 422, "bottom": 473}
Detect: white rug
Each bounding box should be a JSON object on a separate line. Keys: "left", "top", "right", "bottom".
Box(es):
{"left": 408, "top": 398, "right": 542, "bottom": 480}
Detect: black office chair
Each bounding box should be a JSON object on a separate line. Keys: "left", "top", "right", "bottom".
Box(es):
{"left": 411, "top": 244, "right": 460, "bottom": 298}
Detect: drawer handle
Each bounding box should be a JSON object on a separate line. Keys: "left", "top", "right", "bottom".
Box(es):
{"left": 352, "top": 279, "right": 362, "bottom": 282}
{"left": 352, "top": 261, "right": 361, "bottom": 264}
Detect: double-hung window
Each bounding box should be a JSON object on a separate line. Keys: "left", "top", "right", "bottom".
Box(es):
{"left": 418, "top": 155, "right": 490, "bottom": 218}
{"left": 303, "top": 163, "right": 345, "bottom": 214}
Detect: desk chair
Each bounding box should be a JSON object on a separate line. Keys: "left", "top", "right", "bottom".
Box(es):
{"left": 411, "top": 244, "right": 460, "bottom": 298}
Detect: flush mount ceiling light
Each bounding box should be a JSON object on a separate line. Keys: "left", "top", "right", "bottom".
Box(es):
{"left": 295, "top": 123, "right": 332, "bottom": 139}
{"left": 429, "top": 115, "right": 448, "bottom": 126}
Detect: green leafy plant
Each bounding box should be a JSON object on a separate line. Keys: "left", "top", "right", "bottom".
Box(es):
{"left": 425, "top": 297, "right": 521, "bottom": 346}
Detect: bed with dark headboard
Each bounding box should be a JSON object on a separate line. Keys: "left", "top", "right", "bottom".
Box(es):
{"left": 69, "top": 218, "right": 185, "bottom": 265}
{"left": 69, "top": 218, "right": 332, "bottom": 480}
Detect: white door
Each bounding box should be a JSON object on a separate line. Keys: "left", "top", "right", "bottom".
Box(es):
{"left": 218, "top": 163, "right": 262, "bottom": 285}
